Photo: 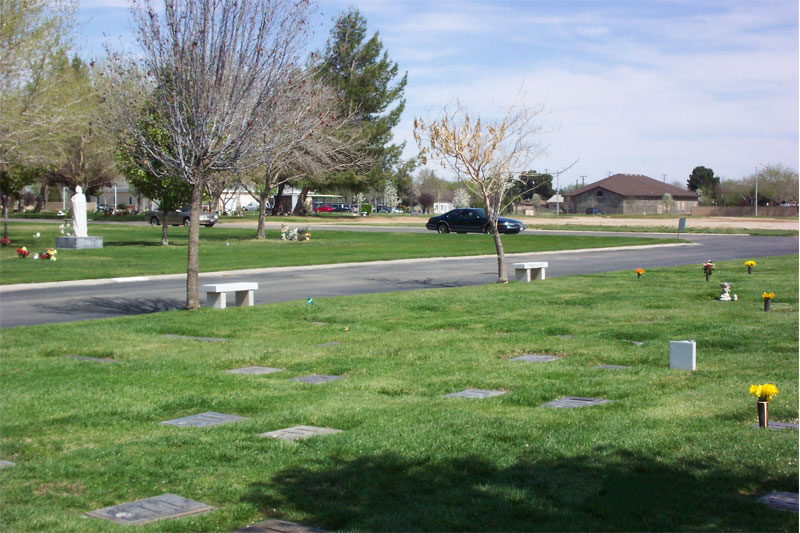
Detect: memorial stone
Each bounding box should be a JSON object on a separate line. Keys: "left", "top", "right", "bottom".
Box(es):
{"left": 444, "top": 389, "right": 506, "bottom": 399}
{"left": 85, "top": 493, "right": 213, "bottom": 524}
{"left": 669, "top": 340, "right": 696, "bottom": 370}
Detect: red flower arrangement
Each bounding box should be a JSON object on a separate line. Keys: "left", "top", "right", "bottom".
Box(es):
{"left": 0, "top": 237, "right": 10, "bottom": 246}
{"left": 702, "top": 260, "right": 714, "bottom": 281}
{"left": 16, "top": 246, "right": 29, "bottom": 258}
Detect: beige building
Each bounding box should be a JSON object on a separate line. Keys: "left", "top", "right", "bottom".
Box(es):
{"left": 563, "top": 174, "right": 698, "bottom": 215}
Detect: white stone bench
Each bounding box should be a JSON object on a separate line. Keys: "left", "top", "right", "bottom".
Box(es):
{"left": 201, "top": 282, "right": 258, "bottom": 309}
{"left": 512, "top": 262, "right": 548, "bottom": 282}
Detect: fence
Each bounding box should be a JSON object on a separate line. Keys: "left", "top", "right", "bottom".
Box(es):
{"left": 691, "top": 206, "right": 798, "bottom": 217}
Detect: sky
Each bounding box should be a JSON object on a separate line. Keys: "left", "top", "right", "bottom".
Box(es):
{"left": 75, "top": 0, "right": 799, "bottom": 188}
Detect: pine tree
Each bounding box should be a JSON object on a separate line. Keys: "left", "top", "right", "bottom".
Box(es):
{"left": 319, "top": 8, "right": 407, "bottom": 193}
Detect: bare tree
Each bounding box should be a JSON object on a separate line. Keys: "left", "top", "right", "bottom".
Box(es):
{"left": 102, "top": 0, "right": 313, "bottom": 309}
{"left": 414, "top": 99, "right": 545, "bottom": 282}
{"left": 240, "top": 67, "right": 371, "bottom": 238}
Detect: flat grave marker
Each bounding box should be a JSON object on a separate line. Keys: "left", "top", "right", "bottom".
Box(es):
{"left": 0, "top": 460, "right": 16, "bottom": 468}
{"left": 311, "top": 322, "right": 329, "bottom": 326}
{"left": 291, "top": 374, "right": 343, "bottom": 385}
{"left": 751, "top": 421, "right": 799, "bottom": 431}
{"left": 595, "top": 364, "right": 631, "bottom": 370}
{"left": 444, "top": 389, "right": 506, "bottom": 399}
{"left": 161, "top": 412, "right": 248, "bottom": 427}
{"left": 234, "top": 519, "right": 327, "bottom": 532}
{"left": 226, "top": 367, "right": 284, "bottom": 375}
{"left": 758, "top": 491, "right": 798, "bottom": 513}
{"left": 85, "top": 493, "right": 213, "bottom": 525}
{"left": 258, "top": 425, "right": 342, "bottom": 441}
{"left": 63, "top": 355, "right": 117, "bottom": 363}
{"left": 542, "top": 396, "right": 610, "bottom": 408}
{"left": 510, "top": 354, "right": 559, "bottom": 363}
{"left": 631, "top": 341, "right": 645, "bottom": 346}
{"left": 316, "top": 342, "right": 342, "bottom": 347}
{"left": 163, "top": 334, "right": 227, "bottom": 342}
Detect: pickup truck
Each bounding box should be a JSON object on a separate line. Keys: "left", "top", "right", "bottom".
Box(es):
{"left": 146, "top": 207, "right": 218, "bottom": 227}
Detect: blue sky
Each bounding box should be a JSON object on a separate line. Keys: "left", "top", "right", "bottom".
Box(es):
{"left": 76, "top": 0, "right": 798, "bottom": 187}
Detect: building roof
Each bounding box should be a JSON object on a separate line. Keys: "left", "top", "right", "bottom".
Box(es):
{"left": 546, "top": 194, "right": 563, "bottom": 203}
{"left": 563, "top": 174, "right": 698, "bottom": 199}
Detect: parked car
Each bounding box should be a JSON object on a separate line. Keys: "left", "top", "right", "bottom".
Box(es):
{"left": 314, "top": 204, "right": 334, "bottom": 212}
{"left": 243, "top": 202, "right": 271, "bottom": 212}
{"left": 376, "top": 205, "right": 403, "bottom": 214}
{"left": 426, "top": 208, "right": 525, "bottom": 234}
{"left": 585, "top": 207, "right": 604, "bottom": 215}
{"left": 146, "top": 207, "right": 218, "bottom": 227}
{"left": 332, "top": 204, "right": 353, "bottom": 212}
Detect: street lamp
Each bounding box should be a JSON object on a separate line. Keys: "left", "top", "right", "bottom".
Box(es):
{"left": 754, "top": 164, "right": 760, "bottom": 217}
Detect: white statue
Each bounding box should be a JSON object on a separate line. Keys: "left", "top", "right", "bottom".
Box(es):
{"left": 719, "top": 282, "right": 732, "bottom": 302}
{"left": 71, "top": 186, "right": 88, "bottom": 237}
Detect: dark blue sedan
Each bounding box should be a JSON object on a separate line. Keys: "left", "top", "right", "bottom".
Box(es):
{"left": 425, "top": 208, "right": 526, "bottom": 234}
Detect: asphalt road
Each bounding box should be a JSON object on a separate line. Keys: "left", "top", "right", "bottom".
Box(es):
{"left": 0, "top": 230, "right": 796, "bottom": 329}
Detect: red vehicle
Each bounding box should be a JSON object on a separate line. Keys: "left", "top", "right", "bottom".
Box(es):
{"left": 314, "top": 205, "right": 334, "bottom": 212}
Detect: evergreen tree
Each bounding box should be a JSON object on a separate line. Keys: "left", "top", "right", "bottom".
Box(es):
{"left": 687, "top": 166, "right": 719, "bottom": 201}
{"left": 318, "top": 8, "right": 407, "bottom": 193}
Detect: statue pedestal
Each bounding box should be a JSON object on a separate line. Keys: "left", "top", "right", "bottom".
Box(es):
{"left": 56, "top": 236, "right": 103, "bottom": 249}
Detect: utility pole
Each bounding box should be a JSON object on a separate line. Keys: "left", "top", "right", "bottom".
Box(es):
{"left": 580, "top": 175, "right": 586, "bottom": 187}
{"left": 662, "top": 174, "right": 666, "bottom": 183}
{"left": 755, "top": 165, "right": 758, "bottom": 217}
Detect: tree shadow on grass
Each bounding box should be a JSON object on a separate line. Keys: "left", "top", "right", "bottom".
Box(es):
{"left": 242, "top": 448, "right": 796, "bottom": 531}
{"left": 33, "top": 297, "right": 182, "bottom": 317}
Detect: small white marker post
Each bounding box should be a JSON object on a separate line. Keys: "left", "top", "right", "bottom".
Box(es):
{"left": 669, "top": 340, "right": 696, "bottom": 370}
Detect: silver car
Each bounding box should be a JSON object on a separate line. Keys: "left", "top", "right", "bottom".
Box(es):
{"left": 146, "top": 207, "right": 218, "bottom": 227}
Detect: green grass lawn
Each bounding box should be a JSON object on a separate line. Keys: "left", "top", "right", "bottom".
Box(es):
{"left": 0, "top": 256, "right": 797, "bottom": 531}
{"left": 0, "top": 223, "right": 677, "bottom": 284}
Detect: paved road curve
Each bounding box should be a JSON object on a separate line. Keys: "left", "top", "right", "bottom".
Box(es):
{"left": 0, "top": 231, "right": 796, "bottom": 328}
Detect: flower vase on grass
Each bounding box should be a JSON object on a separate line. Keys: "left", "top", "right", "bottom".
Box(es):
{"left": 762, "top": 292, "right": 774, "bottom": 312}
{"left": 635, "top": 268, "right": 644, "bottom": 279}
{"left": 702, "top": 260, "right": 714, "bottom": 282}
{"left": 749, "top": 384, "right": 778, "bottom": 428}
{"left": 16, "top": 246, "right": 29, "bottom": 258}
{"left": 744, "top": 260, "right": 756, "bottom": 274}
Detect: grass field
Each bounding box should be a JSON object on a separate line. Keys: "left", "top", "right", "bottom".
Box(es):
{"left": 0, "top": 256, "right": 797, "bottom": 531}
{"left": 0, "top": 223, "right": 676, "bottom": 285}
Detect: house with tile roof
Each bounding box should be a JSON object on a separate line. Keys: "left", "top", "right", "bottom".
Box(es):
{"left": 562, "top": 174, "right": 698, "bottom": 215}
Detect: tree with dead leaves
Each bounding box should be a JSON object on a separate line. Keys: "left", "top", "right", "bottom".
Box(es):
{"left": 414, "top": 99, "right": 544, "bottom": 283}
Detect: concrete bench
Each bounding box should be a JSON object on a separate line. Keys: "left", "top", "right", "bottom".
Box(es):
{"left": 201, "top": 282, "right": 258, "bottom": 309}
{"left": 512, "top": 262, "right": 548, "bottom": 282}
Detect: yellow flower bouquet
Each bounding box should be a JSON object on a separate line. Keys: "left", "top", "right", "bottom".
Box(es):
{"left": 744, "top": 260, "right": 756, "bottom": 274}
{"left": 749, "top": 383, "right": 778, "bottom": 402}
{"left": 750, "top": 383, "right": 779, "bottom": 427}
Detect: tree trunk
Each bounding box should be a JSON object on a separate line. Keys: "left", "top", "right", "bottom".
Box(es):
{"left": 34, "top": 183, "right": 47, "bottom": 213}
{"left": 272, "top": 182, "right": 285, "bottom": 216}
{"left": 161, "top": 209, "right": 169, "bottom": 246}
{"left": 256, "top": 192, "right": 270, "bottom": 239}
{"left": 492, "top": 221, "right": 508, "bottom": 283}
{"left": 2, "top": 195, "right": 8, "bottom": 240}
{"left": 293, "top": 186, "right": 310, "bottom": 215}
{"left": 185, "top": 182, "right": 203, "bottom": 309}
{"left": 256, "top": 174, "right": 273, "bottom": 239}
